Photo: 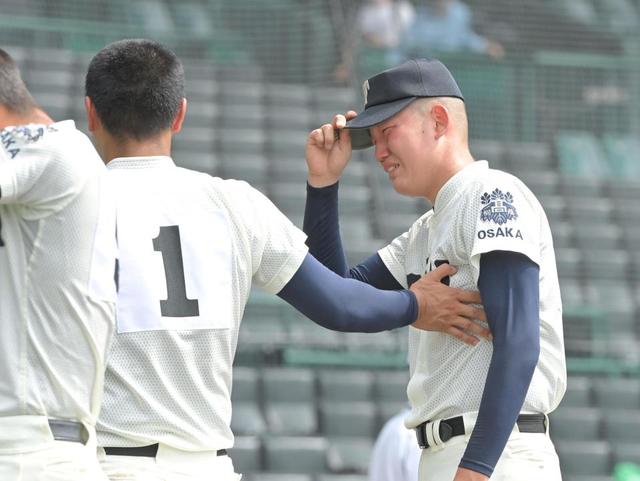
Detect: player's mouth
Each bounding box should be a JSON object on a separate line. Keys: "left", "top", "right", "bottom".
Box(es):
{"left": 386, "top": 163, "right": 400, "bottom": 176}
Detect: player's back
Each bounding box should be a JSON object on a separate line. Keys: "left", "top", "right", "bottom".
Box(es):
{"left": 99, "top": 156, "right": 307, "bottom": 451}
{"left": 0, "top": 121, "right": 117, "bottom": 426}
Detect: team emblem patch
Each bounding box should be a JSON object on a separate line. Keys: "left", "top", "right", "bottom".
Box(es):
{"left": 480, "top": 189, "right": 518, "bottom": 225}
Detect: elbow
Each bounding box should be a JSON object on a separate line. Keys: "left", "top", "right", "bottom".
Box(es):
{"left": 494, "top": 334, "right": 540, "bottom": 375}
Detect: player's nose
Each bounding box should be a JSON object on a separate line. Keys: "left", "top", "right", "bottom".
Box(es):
{"left": 374, "top": 141, "right": 389, "bottom": 164}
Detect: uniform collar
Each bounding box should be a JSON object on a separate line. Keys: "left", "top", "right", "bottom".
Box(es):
{"left": 433, "top": 160, "right": 488, "bottom": 214}
{"left": 106, "top": 156, "right": 175, "bottom": 170}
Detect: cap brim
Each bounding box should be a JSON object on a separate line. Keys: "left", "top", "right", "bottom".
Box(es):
{"left": 345, "top": 96, "right": 417, "bottom": 150}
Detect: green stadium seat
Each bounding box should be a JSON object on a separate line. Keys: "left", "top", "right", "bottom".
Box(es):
{"left": 613, "top": 197, "right": 640, "bottom": 225}
{"left": 113, "top": 0, "right": 175, "bottom": 36}
{"left": 220, "top": 103, "right": 265, "bottom": 129}
{"left": 469, "top": 139, "right": 506, "bottom": 169}
{"left": 559, "top": 278, "right": 585, "bottom": 306}
{"left": 505, "top": 141, "right": 553, "bottom": 173}
{"left": 173, "top": 151, "right": 219, "bottom": 175}
{"left": 593, "top": 377, "right": 640, "bottom": 410}
{"left": 230, "top": 436, "right": 263, "bottom": 473}
{"left": 596, "top": 0, "right": 639, "bottom": 32}
{"left": 318, "top": 370, "right": 374, "bottom": 402}
{"left": 602, "top": 135, "right": 640, "bottom": 179}
{"left": 182, "top": 99, "right": 218, "bottom": 127}
{"left": 264, "top": 402, "right": 318, "bottom": 436}
{"left": 565, "top": 197, "right": 613, "bottom": 223}
{"left": 261, "top": 367, "right": 315, "bottom": 403}
{"left": 581, "top": 248, "right": 629, "bottom": 280}
{"left": 376, "top": 401, "right": 410, "bottom": 433}
{"left": 167, "top": 1, "right": 213, "bottom": 39}
{"left": 231, "top": 403, "right": 266, "bottom": 436}
{"left": 326, "top": 437, "right": 374, "bottom": 474}
{"left": 559, "top": 175, "right": 604, "bottom": 199}
{"left": 220, "top": 154, "right": 269, "bottom": 186}
{"left": 604, "top": 410, "right": 640, "bottom": 444}
{"left": 584, "top": 281, "right": 636, "bottom": 335}
{"left": 265, "top": 107, "right": 312, "bottom": 132}
{"left": 286, "top": 317, "right": 343, "bottom": 349}
{"left": 232, "top": 367, "right": 260, "bottom": 403}
{"left": 173, "top": 126, "right": 216, "bottom": 153}
{"left": 518, "top": 172, "right": 560, "bottom": 197}
{"left": 549, "top": 406, "right": 602, "bottom": 441}
{"left": 269, "top": 157, "right": 310, "bottom": 184}
{"left": 538, "top": 195, "right": 566, "bottom": 224}
{"left": 319, "top": 401, "right": 377, "bottom": 438}
{"left": 238, "top": 315, "right": 288, "bottom": 349}
{"left": 555, "top": 131, "right": 610, "bottom": 178}
{"left": 266, "top": 129, "right": 307, "bottom": 158}
{"left": 612, "top": 442, "right": 640, "bottom": 465}
{"left": 265, "top": 83, "right": 310, "bottom": 108}
{"left": 560, "top": 376, "right": 593, "bottom": 408}
{"left": 317, "top": 475, "right": 369, "bottom": 481}
{"left": 218, "top": 128, "right": 265, "bottom": 155}
{"left": 263, "top": 436, "right": 328, "bottom": 474}
{"left": 373, "top": 370, "right": 410, "bottom": 403}
{"left": 556, "top": 440, "right": 612, "bottom": 476}
{"left": 573, "top": 225, "right": 621, "bottom": 251}
{"left": 555, "top": 247, "right": 582, "bottom": 279}
{"left": 269, "top": 182, "right": 306, "bottom": 219}
{"left": 565, "top": 476, "right": 613, "bottom": 481}
{"left": 244, "top": 474, "right": 312, "bottom": 481}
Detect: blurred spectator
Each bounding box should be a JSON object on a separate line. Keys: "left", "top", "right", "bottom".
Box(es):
{"left": 401, "top": 0, "right": 504, "bottom": 60}
{"left": 369, "top": 407, "right": 421, "bottom": 481}
{"left": 335, "top": 0, "right": 415, "bottom": 83}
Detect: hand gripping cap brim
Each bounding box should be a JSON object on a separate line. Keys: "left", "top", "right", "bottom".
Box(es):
{"left": 345, "top": 96, "right": 418, "bottom": 150}
{"left": 345, "top": 58, "right": 463, "bottom": 150}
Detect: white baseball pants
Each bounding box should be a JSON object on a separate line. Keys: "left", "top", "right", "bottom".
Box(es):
{"left": 0, "top": 415, "right": 107, "bottom": 481}
{"left": 98, "top": 444, "right": 242, "bottom": 481}
{"left": 418, "top": 414, "right": 562, "bottom": 481}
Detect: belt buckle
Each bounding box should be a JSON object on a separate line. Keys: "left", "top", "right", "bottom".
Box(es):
{"left": 415, "top": 423, "right": 428, "bottom": 449}
{"left": 415, "top": 419, "right": 455, "bottom": 449}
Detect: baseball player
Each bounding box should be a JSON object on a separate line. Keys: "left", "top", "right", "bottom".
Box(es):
{"left": 369, "top": 406, "right": 421, "bottom": 481}
{"left": 0, "top": 48, "right": 116, "bottom": 480}
{"left": 304, "top": 58, "right": 566, "bottom": 481}
{"left": 83, "top": 40, "right": 490, "bottom": 481}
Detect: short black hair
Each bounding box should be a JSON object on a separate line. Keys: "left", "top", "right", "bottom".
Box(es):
{"left": 85, "top": 39, "right": 185, "bottom": 140}
{"left": 0, "top": 48, "right": 37, "bottom": 114}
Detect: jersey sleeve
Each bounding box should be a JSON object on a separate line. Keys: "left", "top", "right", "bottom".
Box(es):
{"left": 0, "top": 128, "right": 92, "bottom": 216}
{"left": 378, "top": 230, "right": 411, "bottom": 289}
{"left": 459, "top": 179, "right": 542, "bottom": 282}
{"left": 237, "top": 182, "right": 309, "bottom": 294}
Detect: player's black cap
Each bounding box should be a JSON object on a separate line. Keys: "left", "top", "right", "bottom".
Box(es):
{"left": 346, "top": 58, "right": 464, "bottom": 150}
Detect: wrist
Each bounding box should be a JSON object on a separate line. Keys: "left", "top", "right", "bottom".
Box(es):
{"left": 307, "top": 174, "right": 340, "bottom": 188}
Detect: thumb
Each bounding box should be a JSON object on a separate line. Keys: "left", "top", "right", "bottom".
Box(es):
{"left": 426, "top": 263, "right": 457, "bottom": 282}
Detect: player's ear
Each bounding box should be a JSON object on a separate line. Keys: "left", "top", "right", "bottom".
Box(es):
{"left": 171, "top": 98, "right": 187, "bottom": 134}
{"left": 431, "top": 103, "right": 449, "bottom": 139}
{"left": 84, "top": 97, "right": 100, "bottom": 133}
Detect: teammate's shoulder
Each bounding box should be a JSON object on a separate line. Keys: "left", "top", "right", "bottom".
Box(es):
{"left": 1, "top": 120, "right": 94, "bottom": 159}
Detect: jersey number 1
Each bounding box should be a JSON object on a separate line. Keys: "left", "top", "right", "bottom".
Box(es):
{"left": 152, "top": 225, "right": 200, "bottom": 317}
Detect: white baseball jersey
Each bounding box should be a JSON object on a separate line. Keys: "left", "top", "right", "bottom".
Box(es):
{"left": 378, "top": 161, "right": 566, "bottom": 429}
{"left": 369, "top": 408, "right": 420, "bottom": 481}
{"left": 0, "top": 121, "right": 117, "bottom": 426}
{"left": 97, "top": 156, "right": 308, "bottom": 451}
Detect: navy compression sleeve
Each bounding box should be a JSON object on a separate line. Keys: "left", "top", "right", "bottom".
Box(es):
{"left": 277, "top": 253, "right": 417, "bottom": 332}
{"left": 459, "top": 251, "right": 540, "bottom": 477}
{"left": 304, "top": 182, "right": 402, "bottom": 289}
{"left": 303, "top": 182, "right": 349, "bottom": 276}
